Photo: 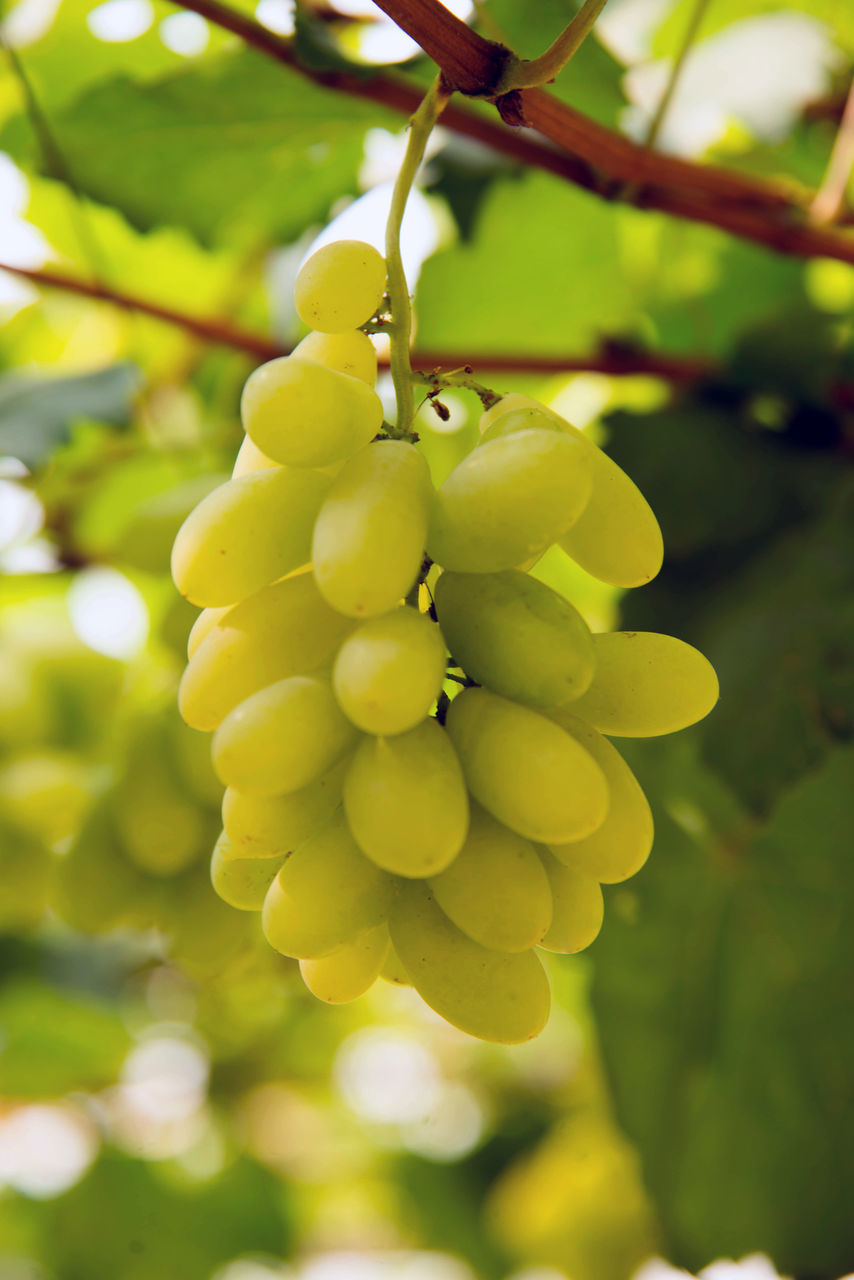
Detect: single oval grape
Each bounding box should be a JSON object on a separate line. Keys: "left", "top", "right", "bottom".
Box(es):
{"left": 293, "top": 328, "right": 377, "bottom": 385}
{"left": 481, "top": 395, "right": 663, "bottom": 588}
{"left": 445, "top": 687, "right": 609, "bottom": 844}
{"left": 179, "top": 574, "right": 353, "bottom": 732}
{"left": 212, "top": 675, "right": 360, "bottom": 796}
{"left": 344, "top": 718, "right": 469, "bottom": 877}
{"left": 312, "top": 440, "right": 433, "bottom": 617}
{"left": 171, "top": 466, "right": 331, "bottom": 608}
{"left": 210, "top": 831, "right": 285, "bottom": 910}
{"left": 242, "top": 357, "right": 383, "bottom": 469}
{"left": 221, "top": 757, "right": 347, "bottom": 858}
{"left": 434, "top": 569, "right": 594, "bottom": 707}
{"left": 536, "top": 846, "right": 604, "bottom": 953}
{"left": 389, "top": 882, "right": 551, "bottom": 1044}
{"left": 426, "top": 429, "right": 592, "bottom": 573}
{"left": 294, "top": 240, "right": 386, "bottom": 332}
{"left": 299, "top": 923, "right": 390, "bottom": 1004}
{"left": 543, "top": 711, "right": 653, "bottom": 883}
{"left": 332, "top": 606, "right": 447, "bottom": 734}
{"left": 262, "top": 814, "right": 393, "bottom": 958}
{"left": 429, "top": 805, "right": 552, "bottom": 952}
{"left": 569, "top": 631, "right": 720, "bottom": 736}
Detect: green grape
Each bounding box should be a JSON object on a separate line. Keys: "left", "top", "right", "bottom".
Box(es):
{"left": 569, "top": 631, "right": 719, "bottom": 736}
{"left": 536, "top": 846, "right": 604, "bottom": 953}
{"left": 171, "top": 466, "right": 331, "bottom": 608}
{"left": 187, "top": 606, "right": 229, "bottom": 658}
{"left": 481, "top": 395, "right": 663, "bottom": 588}
{"left": 213, "top": 675, "right": 360, "bottom": 796}
{"left": 426, "top": 429, "right": 592, "bottom": 573}
{"left": 379, "top": 937, "right": 411, "bottom": 985}
{"left": 165, "top": 860, "right": 257, "bottom": 975}
{"left": 242, "top": 357, "right": 383, "bottom": 469}
{"left": 434, "top": 570, "right": 594, "bottom": 707}
{"left": 54, "top": 805, "right": 147, "bottom": 934}
{"left": 0, "top": 751, "right": 93, "bottom": 846}
{"left": 232, "top": 435, "right": 278, "bottom": 478}
{"left": 445, "top": 688, "right": 608, "bottom": 844}
{"left": 543, "top": 712, "right": 653, "bottom": 883}
{"left": 293, "top": 328, "right": 377, "bottom": 385}
{"left": 312, "top": 440, "right": 433, "bottom": 617}
{"left": 169, "top": 717, "right": 223, "bottom": 807}
{"left": 332, "top": 606, "right": 447, "bottom": 734}
{"left": 428, "top": 805, "right": 552, "bottom": 952}
{"left": 389, "top": 882, "right": 551, "bottom": 1044}
{"left": 294, "top": 240, "right": 386, "bottom": 332}
{"left": 210, "top": 830, "right": 285, "bottom": 910}
{"left": 179, "top": 574, "right": 353, "bottom": 732}
{"left": 0, "top": 649, "right": 53, "bottom": 749}
{"left": 262, "top": 814, "right": 393, "bottom": 958}
{"left": 115, "top": 727, "right": 208, "bottom": 876}
{"left": 344, "top": 718, "right": 468, "bottom": 876}
{"left": 221, "top": 757, "right": 347, "bottom": 857}
{"left": 299, "top": 923, "right": 389, "bottom": 1003}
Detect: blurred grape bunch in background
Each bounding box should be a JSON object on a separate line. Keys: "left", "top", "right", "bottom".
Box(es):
{"left": 0, "top": 0, "right": 853, "bottom": 1277}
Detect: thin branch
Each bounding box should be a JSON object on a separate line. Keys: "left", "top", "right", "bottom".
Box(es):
{"left": 0, "top": 261, "right": 283, "bottom": 360}
{"left": 0, "top": 258, "right": 716, "bottom": 379}
{"left": 811, "top": 76, "right": 854, "bottom": 225}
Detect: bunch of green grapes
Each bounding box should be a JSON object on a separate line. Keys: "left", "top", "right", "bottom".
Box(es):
{"left": 171, "top": 239, "right": 718, "bottom": 1044}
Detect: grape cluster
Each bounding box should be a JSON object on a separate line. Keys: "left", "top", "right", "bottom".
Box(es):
{"left": 172, "top": 239, "right": 719, "bottom": 1044}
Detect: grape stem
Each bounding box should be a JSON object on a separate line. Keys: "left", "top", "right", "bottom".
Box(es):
{"left": 385, "top": 74, "right": 451, "bottom": 437}
{"left": 494, "top": 0, "right": 610, "bottom": 93}
{"left": 413, "top": 366, "right": 502, "bottom": 409}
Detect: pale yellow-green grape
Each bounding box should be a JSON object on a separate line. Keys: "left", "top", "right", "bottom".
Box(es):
{"left": 171, "top": 466, "right": 331, "bottom": 607}
{"left": 428, "top": 805, "right": 552, "bottom": 952}
{"left": 426, "top": 429, "right": 592, "bottom": 573}
{"left": 179, "top": 574, "right": 353, "bottom": 731}
{"left": 0, "top": 817, "right": 52, "bottom": 931}
{"left": 380, "top": 937, "right": 411, "bottom": 986}
{"left": 332, "top": 606, "right": 447, "bottom": 734}
{"left": 569, "top": 632, "right": 719, "bottom": 737}
{"left": 543, "top": 711, "right": 653, "bottom": 883}
{"left": 213, "top": 675, "right": 360, "bottom": 796}
{"left": 221, "top": 757, "right": 348, "bottom": 858}
{"left": 445, "top": 688, "right": 608, "bottom": 844}
{"left": 434, "top": 570, "right": 594, "bottom": 707}
{"left": 389, "top": 882, "right": 551, "bottom": 1044}
{"left": 242, "top": 358, "right": 383, "bottom": 469}
{"left": 0, "top": 751, "right": 92, "bottom": 846}
{"left": 299, "top": 923, "right": 390, "bottom": 1003}
{"left": 54, "top": 806, "right": 143, "bottom": 934}
{"left": 293, "top": 329, "right": 377, "bottom": 385}
{"left": 536, "top": 846, "right": 604, "bottom": 953}
{"left": 344, "top": 718, "right": 468, "bottom": 876}
{"left": 262, "top": 814, "right": 394, "bottom": 958}
{"left": 210, "top": 831, "right": 285, "bottom": 910}
{"left": 232, "top": 435, "right": 278, "bottom": 478}
{"left": 294, "top": 240, "right": 386, "bottom": 332}
{"left": 312, "top": 440, "right": 433, "bottom": 617}
{"left": 169, "top": 717, "right": 223, "bottom": 808}
{"left": 187, "top": 607, "right": 230, "bottom": 658}
{"left": 481, "top": 395, "right": 663, "bottom": 588}
{"left": 114, "top": 736, "right": 207, "bottom": 876}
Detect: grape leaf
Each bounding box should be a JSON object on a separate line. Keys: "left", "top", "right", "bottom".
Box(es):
{"left": 592, "top": 743, "right": 854, "bottom": 1275}
{"left": 0, "top": 982, "right": 129, "bottom": 1095}
{"left": 0, "top": 363, "right": 140, "bottom": 467}
{"left": 1, "top": 50, "right": 395, "bottom": 244}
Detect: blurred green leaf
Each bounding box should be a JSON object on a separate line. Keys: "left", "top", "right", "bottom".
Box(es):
{"left": 0, "top": 364, "right": 140, "bottom": 467}
{"left": 43, "top": 1152, "right": 293, "bottom": 1280}
{"left": 653, "top": 0, "right": 854, "bottom": 56}
{"left": 0, "top": 981, "right": 129, "bottom": 1095}
{"left": 593, "top": 743, "right": 854, "bottom": 1275}
{"left": 416, "top": 172, "right": 638, "bottom": 355}
{"left": 1, "top": 50, "right": 395, "bottom": 244}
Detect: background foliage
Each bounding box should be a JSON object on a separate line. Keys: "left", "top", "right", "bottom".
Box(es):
{"left": 0, "top": 1, "right": 852, "bottom": 1278}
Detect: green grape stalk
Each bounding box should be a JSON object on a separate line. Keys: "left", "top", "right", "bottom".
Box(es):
{"left": 170, "top": 237, "right": 718, "bottom": 1044}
